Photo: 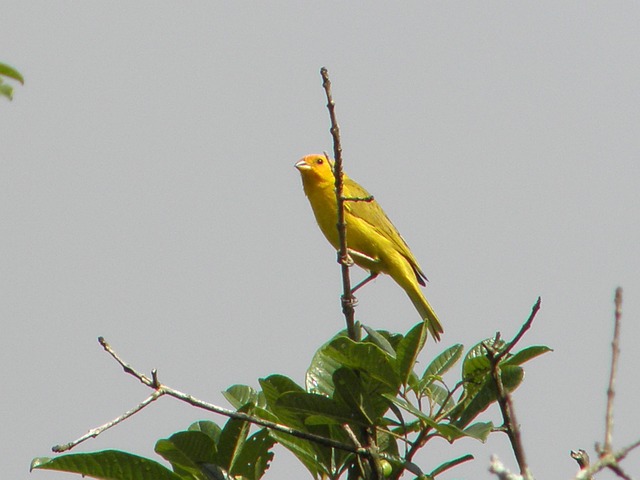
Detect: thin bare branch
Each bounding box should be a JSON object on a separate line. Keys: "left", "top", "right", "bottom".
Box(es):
{"left": 343, "top": 195, "right": 374, "bottom": 203}
{"left": 496, "top": 297, "right": 541, "bottom": 362}
{"left": 52, "top": 391, "right": 162, "bottom": 452}
{"left": 485, "top": 298, "right": 542, "bottom": 480}
{"left": 604, "top": 287, "right": 623, "bottom": 453}
{"left": 320, "top": 67, "right": 359, "bottom": 342}
{"left": 489, "top": 356, "right": 531, "bottom": 480}
{"left": 575, "top": 438, "right": 640, "bottom": 480}
{"left": 570, "top": 450, "right": 592, "bottom": 480}
{"left": 52, "top": 337, "right": 367, "bottom": 457}
{"left": 489, "top": 455, "right": 523, "bottom": 480}
{"left": 320, "top": 68, "right": 383, "bottom": 480}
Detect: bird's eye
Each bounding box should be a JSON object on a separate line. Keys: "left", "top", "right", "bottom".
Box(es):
{"left": 316, "top": 158, "right": 324, "bottom": 165}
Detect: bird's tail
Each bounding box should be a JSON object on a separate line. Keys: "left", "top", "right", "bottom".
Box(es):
{"left": 406, "top": 286, "right": 444, "bottom": 342}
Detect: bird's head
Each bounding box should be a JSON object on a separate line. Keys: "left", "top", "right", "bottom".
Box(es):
{"left": 294, "top": 154, "right": 335, "bottom": 185}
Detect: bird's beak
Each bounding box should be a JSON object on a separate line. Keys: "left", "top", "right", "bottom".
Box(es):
{"left": 294, "top": 159, "right": 311, "bottom": 171}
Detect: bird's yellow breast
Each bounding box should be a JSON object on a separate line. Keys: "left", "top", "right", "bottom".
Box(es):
{"left": 301, "top": 174, "right": 393, "bottom": 274}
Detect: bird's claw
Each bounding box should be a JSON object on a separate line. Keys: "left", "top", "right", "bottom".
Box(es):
{"left": 338, "top": 252, "right": 354, "bottom": 267}
{"left": 341, "top": 295, "right": 358, "bottom": 308}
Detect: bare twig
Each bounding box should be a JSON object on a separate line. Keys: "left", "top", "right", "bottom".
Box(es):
{"left": 575, "top": 438, "right": 640, "bottom": 480}
{"left": 405, "top": 380, "right": 466, "bottom": 464}
{"left": 344, "top": 195, "right": 374, "bottom": 203}
{"left": 320, "top": 67, "right": 359, "bottom": 342}
{"left": 489, "top": 455, "right": 523, "bottom": 480}
{"left": 321, "top": 67, "right": 382, "bottom": 480}
{"left": 571, "top": 450, "right": 592, "bottom": 480}
{"left": 52, "top": 391, "right": 162, "bottom": 452}
{"left": 603, "top": 287, "right": 623, "bottom": 453}
{"left": 55, "top": 337, "right": 367, "bottom": 457}
{"left": 496, "top": 297, "right": 541, "bottom": 362}
{"left": 485, "top": 298, "right": 541, "bottom": 480}
{"left": 489, "top": 357, "right": 530, "bottom": 480}
{"left": 572, "top": 287, "right": 638, "bottom": 480}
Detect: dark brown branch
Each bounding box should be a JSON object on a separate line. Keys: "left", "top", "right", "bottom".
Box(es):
{"left": 496, "top": 297, "right": 541, "bottom": 362}
{"left": 485, "top": 298, "right": 541, "bottom": 480}
{"left": 490, "top": 357, "right": 530, "bottom": 479}
{"left": 320, "top": 67, "right": 359, "bottom": 342}
{"left": 320, "top": 67, "right": 383, "bottom": 480}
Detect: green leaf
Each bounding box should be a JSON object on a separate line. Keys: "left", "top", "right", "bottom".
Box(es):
{"left": 228, "top": 428, "right": 275, "bottom": 480}
{"left": 323, "top": 337, "right": 400, "bottom": 391}
{"left": 223, "top": 384, "right": 264, "bottom": 409}
{"left": 260, "top": 375, "right": 307, "bottom": 429}
{"left": 382, "top": 395, "right": 463, "bottom": 442}
{"left": 332, "top": 367, "right": 375, "bottom": 424}
{"left": 306, "top": 341, "right": 343, "bottom": 397}
{"left": 188, "top": 420, "right": 222, "bottom": 444}
{"left": 0, "top": 62, "right": 24, "bottom": 84}
{"left": 453, "top": 365, "right": 524, "bottom": 428}
{"left": 216, "top": 404, "right": 253, "bottom": 471}
{"left": 503, "top": 345, "right": 552, "bottom": 366}
{"left": 155, "top": 431, "right": 216, "bottom": 479}
{"left": 362, "top": 325, "right": 397, "bottom": 357}
{"left": 463, "top": 421, "right": 493, "bottom": 442}
{"left": 260, "top": 375, "right": 305, "bottom": 409}
{"left": 268, "top": 430, "right": 326, "bottom": 478}
{"left": 462, "top": 338, "right": 504, "bottom": 381}
{"left": 0, "top": 82, "right": 13, "bottom": 101}
{"left": 429, "top": 454, "right": 474, "bottom": 477}
{"left": 31, "top": 451, "right": 181, "bottom": 480}
{"left": 423, "top": 383, "right": 455, "bottom": 411}
{"left": 396, "top": 322, "right": 427, "bottom": 387}
{"left": 421, "top": 344, "right": 463, "bottom": 388}
{"left": 276, "top": 391, "right": 367, "bottom": 427}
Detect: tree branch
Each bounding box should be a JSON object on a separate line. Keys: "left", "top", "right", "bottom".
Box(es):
{"left": 485, "top": 298, "right": 541, "bottom": 480}
{"left": 496, "top": 297, "right": 541, "bottom": 362}
{"left": 320, "top": 66, "right": 359, "bottom": 342}
{"left": 603, "top": 287, "right": 622, "bottom": 453}
{"left": 575, "top": 438, "right": 640, "bottom": 480}
{"left": 52, "top": 390, "right": 162, "bottom": 453}
{"left": 320, "top": 67, "right": 383, "bottom": 480}
{"left": 53, "top": 337, "right": 368, "bottom": 457}
{"left": 489, "top": 455, "right": 523, "bottom": 480}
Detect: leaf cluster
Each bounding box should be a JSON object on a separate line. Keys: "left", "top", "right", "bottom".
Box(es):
{"left": 0, "top": 62, "right": 24, "bottom": 101}
{"left": 32, "top": 323, "right": 550, "bottom": 480}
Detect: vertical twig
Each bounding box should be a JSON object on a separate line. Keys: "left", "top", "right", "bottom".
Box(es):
{"left": 491, "top": 361, "right": 530, "bottom": 479}
{"left": 320, "top": 67, "right": 358, "bottom": 342}
{"left": 604, "top": 287, "right": 622, "bottom": 454}
{"left": 320, "top": 67, "right": 380, "bottom": 480}
{"left": 485, "top": 298, "right": 541, "bottom": 480}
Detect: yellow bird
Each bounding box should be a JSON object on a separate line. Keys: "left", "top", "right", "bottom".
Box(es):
{"left": 295, "top": 154, "right": 443, "bottom": 340}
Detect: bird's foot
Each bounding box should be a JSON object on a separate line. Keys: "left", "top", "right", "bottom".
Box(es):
{"left": 341, "top": 294, "right": 358, "bottom": 309}
{"left": 338, "top": 252, "right": 354, "bottom": 267}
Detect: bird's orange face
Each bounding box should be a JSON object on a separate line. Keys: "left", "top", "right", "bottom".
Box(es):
{"left": 294, "top": 154, "right": 335, "bottom": 183}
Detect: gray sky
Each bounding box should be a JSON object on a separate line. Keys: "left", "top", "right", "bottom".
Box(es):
{"left": 3, "top": 3, "right": 639, "bottom": 479}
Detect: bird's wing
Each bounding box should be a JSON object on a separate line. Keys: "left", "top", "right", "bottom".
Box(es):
{"left": 343, "top": 177, "right": 427, "bottom": 284}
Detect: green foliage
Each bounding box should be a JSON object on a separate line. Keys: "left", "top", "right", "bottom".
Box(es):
{"left": 31, "top": 324, "right": 550, "bottom": 480}
{"left": 32, "top": 417, "right": 275, "bottom": 480}
{"left": 0, "top": 62, "right": 24, "bottom": 101}
{"left": 31, "top": 451, "right": 181, "bottom": 480}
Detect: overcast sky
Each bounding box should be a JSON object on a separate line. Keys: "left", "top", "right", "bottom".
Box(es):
{"left": 3, "top": 3, "right": 640, "bottom": 480}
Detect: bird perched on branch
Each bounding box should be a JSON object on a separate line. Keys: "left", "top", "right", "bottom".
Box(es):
{"left": 295, "top": 154, "right": 443, "bottom": 341}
